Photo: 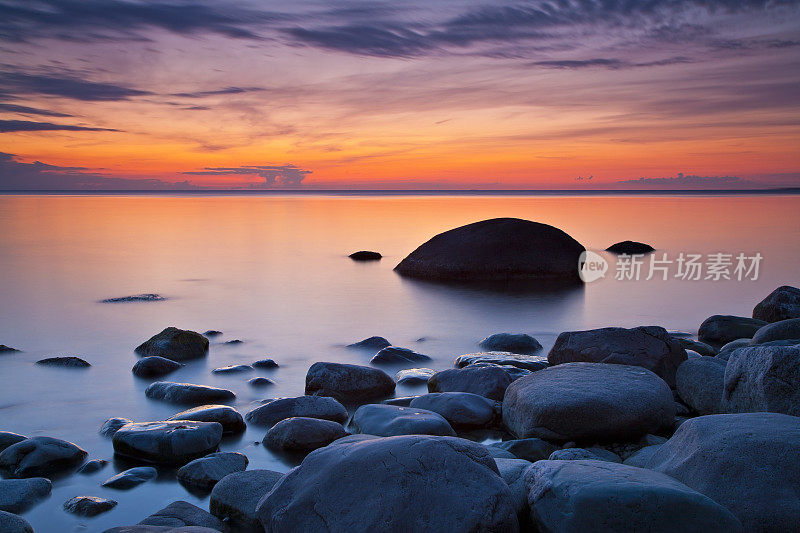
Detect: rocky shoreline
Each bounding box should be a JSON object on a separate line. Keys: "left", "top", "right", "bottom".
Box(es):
{"left": 1, "top": 284, "right": 799, "bottom": 532}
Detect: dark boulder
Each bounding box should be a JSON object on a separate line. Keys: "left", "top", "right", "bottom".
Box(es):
{"left": 605, "top": 240, "right": 655, "bottom": 254}
{"left": 548, "top": 447, "right": 621, "bottom": 462}
{"left": 750, "top": 318, "right": 800, "bottom": 344}
{"left": 112, "top": 421, "right": 222, "bottom": 465}
{"left": 132, "top": 356, "right": 183, "bottom": 378}
{"left": 454, "top": 352, "right": 548, "bottom": 372}
{"left": 264, "top": 417, "right": 349, "bottom": 452}
{"left": 145, "top": 382, "right": 235, "bottom": 405}
{"left": 63, "top": 496, "right": 118, "bottom": 516}
{"left": 101, "top": 466, "right": 158, "bottom": 489}
{"left": 77, "top": 459, "right": 108, "bottom": 474}
{"left": 248, "top": 377, "right": 274, "bottom": 387}
{"left": 177, "top": 452, "right": 248, "bottom": 491}
{"left": 676, "top": 357, "right": 726, "bottom": 415}
{"left": 428, "top": 365, "right": 512, "bottom": 401}
{"left": 0, "top": 511, "right": 33, "bottom": 533}
{"left": 409, "top": 392, "right": 500, "bottom": 430}
{"left": 347, "top": 336, "right": 391, "bottom": 350}
{"left": 351, "top": 404, "right": 455, "bottom": 437}
{"left": 305, "top": 362, "right": 395, "bottom": 403}
{"left": 245, "top": 396, "right": 348, "bottom": 427}
{"left": 0, "top": 433, "right": 26, "bottom": 453}
{"left": 490, "top": 438, "right": 557, "bottom": 462}
{"left": 0, "top": 478, "right": 51, "bottom": 513}
{"left": 100, "top": 418, "right": 133, "bottom": 437}
{"left": 210, "top": 470, "right": 284, "bottom": 532}
{"left": 203, "top": 330, "right": 222, "bottom": 337}
{"left": 0, "top": 345, "right": 20, "bottom": 353}
{"left": 252, "top": 358, "right": 279, "bottom": 369}
{"left": 35, "top": 356, "right": 90, "bottom": 367}
{"left": 349, "top": 251, "right": 382, "bottom": 261}
{"left": 698, "top": 315, "right": 767, "bottom": 346}
{"left": 167, "top": 405, "right": 245, "bottom": 434}
{"left": 723, "top": 345, "right": 800, "bottom": 416}
{"left": 370, "top": 346, "right": 431, "bottom": 365}
{"left": 211, "top": 364, "right": 252, "bottom": 374}
{"left": 753, "top": 285, "right": 800, "bottom": 323}
{"left": 136, "top": 501, "right": 225, "bottom": 531}
{"left": 135, "top": 327, "right": 209, "bottom": 361}
{"left": 478, "top": 333, "right": 542, "bottom": 354}
{"left": 395, "top": 368, "right": 435, "bottom": 385}
{"left": 0, "top": 436, "right": 87, "bottom": 478}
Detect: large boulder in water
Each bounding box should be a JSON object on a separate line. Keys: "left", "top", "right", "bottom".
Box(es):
{"left": 428, "top": 365, "right": 512, "bottom": 401}
{"left": 167, "top": 405, "right": 245, "bottom": 434}
{"left": 753, "top": 285, "right": 800, "bottom": 323}
{"left": 370, "top": 346, "right": 431, "bottom": 365}
{"left": 750, "top": 318, "right": 800, "bottom": 344}
{"left": 698, "top": 315, "right": 766, "bottom": 346}
{"left": 547, "top": 326, "right": 687, "bottom": 387}
{"left": 525, "top": 460, "right": 743, "bottom": 533}
{"left": 145, "top": 382, "right": 235, "bottom": 405}
{"left": 0, "top": 437, "right": 87, "bottom": 478}
{"left": 502, "top": 362, "right": 675, "bottom": 442}
{"left": 478, "top": 333, "right": 542, "bottom": 354}
{"left": 135, "top": 501, "right": 225, "bottom": 530}
{"left": 409, "top": 392, "right": 500, "bottom": 430}
{"left": 264, "top": 417, "right": 349, "bottom": 452}
{"left": 351, "top": 404, "right": 455, "bottom": 437}
{"left": 0, "top": 478, "right": 51, "bottom": 513}
{"left": 132, "top": 356, "right": 183, "bottom": 378}
{"left": 0, "top": 511, "right": 33, "bottom": 533}
{"left": 394, "top": 217, "right": 585, "bottom": 282}
{"left": 454, "top": 352, "right": 548, "bottom": 372}
{"left": 0, "top": 433, "right": 26, "bottom": 454}
{"left": 635, "top": 413, "right": 800, "bottom": 532}
{"left": 112, "top": 421, "right": 223, "bottom": 465}
{"left": 210, "top": 470, "right": 284, "bottom": 532}
{"left": 255, "top": 435, "right": 519, "bottom": 532}
{"left": 245, "top": 396, "right": 348, "bottom": 427}
{"left": 305, "top": 362, "right": 395, "bottom": 403}
{"left": 177, "top": 452, "right": 248, "bottom": 491}
{"left": 722, "top": 345, "right": 800, "bottom": 415}
{"left": 675, "top": 357, "right": 727, "bottom": 415}
{"left": 135, "top": 327, "right": 209, "bottom": 361}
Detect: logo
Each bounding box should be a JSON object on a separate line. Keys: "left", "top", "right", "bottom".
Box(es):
{"left": 579, "top": 250, "right": 608, "bottom": 283}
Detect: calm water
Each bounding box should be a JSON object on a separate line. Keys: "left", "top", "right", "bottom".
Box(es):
{"left": 1, "top": 193, "right": 799, "bottom": 531}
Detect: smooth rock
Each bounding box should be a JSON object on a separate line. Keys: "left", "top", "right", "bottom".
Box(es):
{"left": 0, "top": 346, "right": 20, "bottom": 353}
{"left": 248, "top": 377, "right": 274, "bottom": 387}
{"left": 495, "top": 458, "right": 533, "bottom": 521}
{"left": 502, "top": 362, "right": 675, "bottom": 442}
{"left": 167, "top": 405, "right": 245, "bottom": 435}
{"left": 264, "top": 417, "right": 348, "bottom": 452}
{"left": 245, "top": 396, "right": 348, "bottom": 427}
{"left": 469, "top": 362, "right": 533, "bottom": 381}
{"left": 676, "top": 357, "right": 727, "bottom": 415}
{"left": 455, "top": 351, "right": 548, "bottom": 372}
{"left": 35, "top": 356, "right": 90, "bottom": 367}
{"left": 409, "top": 392, "right": 499, "bottom": 430}
{"left": 100, "top": 418, "right": 134, "bottom": 437}
{"left": 223, "top": 339, "right": 243, "bottom": 345}
{"left": 370, "top": 346, "right": 431, "bottom": 365}
{"left": 673, "top": 337, "right": 717, "bottom": 356}
{"left": 549, "top": 447, "right": 621, "bottom": 462}
{"left": 723, "top": 345, "right": 800, "bottom": 415}
{"left": 145, "top": 382, "right": 235, "bottom": 405}
{"left": 135, "top": 327, "right": 209, "bottom": 362}
{"left": 428, "top": 365, "right": 512, "bottom": 401}
{"left": 623, "top": 444, "right": 663, "bottom": 468}
{"left": 177, "top": 452, "right": 248, "bottom": 491}
{"left": 0, "top": 478, "right": 51, "bottom": 513}
{"left": 382, "top": 396, "right": 418, "bottom": 406}
{"left": 753, "top": 285, "right": 800, "bottom": 323}
{"left": 698, "top": 315, "right": 767, "bottom": 346}
{"left": 491, "top": 438, "right": 557, "bottom": 462}
{"left": 77, "top": 459, "right": 108, "bottom": 474}
{"left": 717, "top": 338, "right": 751, "bottom": 360}
{"left": 102, "top": 466, "right": 158, "bottom": 489}
{"left": 64, "top": 495, "right": 117, "bottom": 516}
{"left": 526, "top": 460, "right": 743, "bottom": 533}
{"left": 210, "top": 470, "right": 284, "bottom": 532}
{"left": 347, "top": 336, "right": 391, "bottom": 350}
{"left": 252, "top": 359, "right": 278, "bottom": 369}
{"left": 211, "top": 364, "right": 252, "bottom": 374}
{"left": 348, "top": 251, "right": 382, "bottom": 261}
{"left": 0, "top": 433, "right": 26, "bottom": 453}
{"left": 605, "top": 240, "right": 655, "bottom": 254}
{"left": 0, "top": 511, "right": 33, "bottom": 533}
{"left": 479, "top": 333, "right": 542, "bottom": 354}
{"left": 750, "top": 318, "right": 800, "bottom": 344}
{"left": 547, "top": 325, "right": 687, "bottom": 387}
{"left": 305, "top": 362, "right": 395, "bottom": 403}
{"left": 137, "top": 501, "right": 225, "bottom": 530}
{"left": 132, "top": 356, "right": 183, "bottom": 378}
{"left": 101, "top": 294, "right": 165, "bottom": 303}
{"left": 256, "top": 434, "right": 519, "bottom": 532}
{"left": 351, "top": 404, "right": 455, "bottom": 437}
{"left": 395, "top": 368, "right": 435, "bottom": 385}
{"left": 636, "top": 413, "right": 800, "bottom": 532}
{"left": 112, "top": 421, "right": 222, "bottom": 465}
{"left": 0, "top": 436, "right": 87, "bottom": 478}
{"left": 203, "top": 330, "right": 222, "bottom": 337}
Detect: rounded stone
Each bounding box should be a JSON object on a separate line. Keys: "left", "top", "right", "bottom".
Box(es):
{"left": 135, "top": 327, "right": 209, "bottom": 361}
{"left": 245, "top": 396, "right": 348, "bottom": 427}
{"left": 428, "top": 365, "right": 512, "bottom": 401}
{"left": 479, "top": 333, "right": 542, "bottom": 354}
{"left": 305, "top": 362, "right": 395, "bottom": 403}
{"left": 177, "top": 452, "right": 248, "bottom": 491}
{"left": 409, "top": 392, "right": 499, "bottom": 430}
{"left": 0, "top": 511, "right": 33, "bottom": 533}
{"left": 753, "top": 285, "right": 800, "bottom": 323}
{"left": 132, "top": 356, "right": 183, "bottom": 378}
{"left": 351, "top": 404, "right": 455, "bottom": 437}
{"left": 112, "top": 421, "right": 223, "bottom": 465}
{"left": 0, "top": 436, "right": 87, "bottom": 478}
{"left": 102, "top": 466, "right": 158, "bottom": 489}
{"left": 264, "top": 417, "right": 349, "bottom": 452}
{"left": 145, "top": 381, "right": 235, "bottom": 405}
{"left": 63, "top": 495, "right": 118, "bottom": 516}
{"left": 210, "top": 470, "right": 284, "bottom": 532}
{"left": 167, "top": 405, "right": 246, "bottom": 434}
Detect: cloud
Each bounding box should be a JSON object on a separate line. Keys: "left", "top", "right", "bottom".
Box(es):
{"left": 184, "top": 164, "right": 312, "bottom": 187}
{"left": 171, "top": 86, "right": 266, "bottom": 98}
{"left": 286, "top": 25, "right": 434, "bottom": 58}
{"left": 0, "top": 71, "right": 151, "bottom": 101}
{"left": 0, "top": 103, "right": 72, "bottom": 117}
{"left": 0, "top": 120, "right": 118, "bottom": 133}
{"left": 528, "top": 56, "right": 693, "bottom": 69}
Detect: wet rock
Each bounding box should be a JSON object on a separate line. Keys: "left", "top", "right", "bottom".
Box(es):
{"left": 35, "top": 356, "right": 90, "bottom": 367}
{"left": 490, "top": 438, "right": 557, "bottom": 462}
{"left": 605, "top": 240, "right": 655, "bottom": 254}
{"left": 0, "top": 478, "right": 51, "bottom": 513}
{"left": 549, "top": 447, "right": 621, "bottom": 462}
{"left": 112, "top": 421, "right": 222, "bottom": 465}
{"left": 102, "top": 466, "right": 158, "bottom": 489}
{"left": 132, "top": 356, "right": 183, "bottom": 378}
{"left": 717, "top": 338, "right": 751, "bottom": 360}
{"left": 247, "top": 377, "right": 274, "bottom": 387}
{"left": 349, "top": 251, "right": 382, "bottom": 261}
{"left": 0, "top": 433, "right": 26, "bottom": 453}
{"left": 479, "top": 333, "right": 542, "bottom": 354}
{"left": 409, "top": 392, "right": 500, "bottom": 430}
{"left": 370, "top": 346, "right": 431, "bottom": 365}
{"left": 394, "top": 217, "right": 585, "bottom": 282}
{"left": 750, "top": 318, "right": 800, "bottom": 344}
{"left": 494, "top": 458, "right": 532, "bottom": 522}
{"left": 167, "top": 405, "right": 245, "bottom": 435}
{"left": 177, "top": 452, "right": 248, "bottom": 491}
{"left": 203, "top": 330, "right": 222, "bottom": 337}
{"left": 485, "top": 446, "right": 517, "bottom": 459}
{"left": 145, "top": 381, "right": 235, "bottom": 405}
{"left": 264, "top": 417, "right": 349, "bottom": 452}
{"left": 252, "top": 358, "right": 278, "bottom": 369}
{"left": 0, "top": 436, "right": 87, "bottom": 478}
{"left": 245, "top": 396, "right": 348, "bottom": 427}
{"left": 101, "top": 294, "right": 165, "bottom": 303}
{"left": 305, "top": 362, "right": 395, "bottom": 403}
{"left": 470, "top": 362, "right": 533, "bottom": 381}
{"left": 135, "top": 327, "right": 209, "bottom": 362}
{"left": 347, "top": 336, "right": 391, "bottom": 350}
{"left": 0, "top": 511, "right": 33, "bottom": 533}
{"left": 0, "top": 345, "right": 20, "bottom": 353}
{"left": 77, "top": 459, "right": 108, "bottom": 474}
{"left": 526, "top": 460, "right": 743, "bottom": 533}
{"left": 382, "top": 396, "right": 418, "bottom": 407}
{"left": 455, "top": 352, "right": 548, "bottom": 372}
{"left": 256, "top": 434, "right": 518, "bottom": 532}
{"left": 210, "top": 470, "right": 284, "bottom": 532}
{"left": 635, "top": 413, "right": 800, "bottom": 532}
{"left": 351, "top": 404, "right": 455, "bottom": 437}
{"left": 395, "top": 368, "right": 435, "bottom": 385}
{"left": 223, "top": 339, "right": 243, "bottom": 345}
{"left": 698, "top": 315, "right": 767, "bottom": 346}
{"left": 673, "top": 337, "right": 717, "bottom": 357}
{"left": 211, "top": 364, "right": 252, "bottom": 374}
{"left": 676, "top": 357, "right": 727, "bottom": 415}
{"left": 548, "top": 325, "right": 687, "bottom": 387}
{"left": 503, "top": 362, "right": 675, "bottom": 442}
{"left": 100, "top": 418, "right": 133, "bottom": 437}
{"left": 63, "top": 495, "right": 118, "bottom": 516}
{"left": 136, "top": 501, "right": 225, "bottom": 530}
{"left": 428, "top": 365, "right": 512, "bottom": 401}
{"left": 722, "top": 344, "right": 800, "bottom": 415}
{"left": 753, "top": 285, "right": 800, "bottom": 323}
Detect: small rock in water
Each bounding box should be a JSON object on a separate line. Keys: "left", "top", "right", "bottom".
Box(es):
{"left": 347, "top": 336, "right": 391, "bottom": 350}
{"left": 428, "top": 365, "right": 512, "bottom": 401}
{"left": 102, "top": 466, "right": 158, "bottom": 489}
{"left": 410, "top": 392, "right": 500, "bottom": 430}
{"left": 112, "top": 421, "right": 223, "bottom": 465}
{"left": 0, "top": 433, "right": 26, "bottom": 453}
{"left": 99, "top": 417, "right": 133, "bottom": 437}
{"left": 248, "top": 377, "right": 274, "bottom": 387}
{"left": 0, "top": 478, "right": 52, "bottom": 513}
{"left": 252, "top": 358, "right": 279, "bottom": 369}
{"left": 264, "top": 417, "right": 349, "bottom": 452}
{"left": 145, "top": 381, "right": 235, "bottom": 405}
{"left": 0, "top": 436, "right": 87, "bottom": 478}
{"left": 478, "top": 333, "right": 542, "bottom": 354}
{"left": 77, "top": 459, "right": 108, "bottom": 474}
{"left": 100, "top": 293, "right": 165, "bottom": 303}
{"left": 203, "top": 330, "right": 223, "bottom": 337}
{"left": 370, "top": 346, "right": 431, "bottom": 365}
{"left": 349, "top": 250, "right": 382, "bottom": 261}
{"left": 752, "top": 285, "right": 800, "bottom": 323}
{"left": 63, "top": 496, "right": 117, "bottom": 516}
{"left": 167, "top": 405, "right": 246, "bottom": 435}
{"left": 305, "top": 362, "right": 395, "bottom": 403}
{"left": 211, "top": 364, "right": 252, "bottom": 374}
{"left": 245, "top": 396, "right": 348, "bottom": 427}
{"left": 132, "top": 356, "right": 183, "bottom": 378}
{"left": 224, "top": 339, "right": 243, "bottom": 345}
{"left": 177, "top": 452, "right": 248, "bottom": 491}
{"left": 135, "top": 327, "right": 209, "bottom": 361}
{"left": 35, "top": 356, "right": 91, "bottom": 368}
{"left": 605, "top": 240, "right": 655, "bottom": 254}
{"left": 395, "top": 368, "right": 435, "bottom": 385}
{"left": 210, "top": 469, "right": 284, "bottom": 532}
{"left": 0, "top": 345, "right": 20, "bottom": 353}
{"left": 455, "top": 352, "right": 548, "bottom": 372}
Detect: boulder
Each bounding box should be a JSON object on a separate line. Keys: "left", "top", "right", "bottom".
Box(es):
{"left": 494, "top": 458, "right": 533, "bottom": 521}
{"left": 636, "top": 413, "right": 800, "bottom": 532}
{"left": 100, "top": 417, "right": 133, "bottom": 437}
{"left": 548, "top": 447, "right": 621, "bottom": 462}
{"left": 673, "top": 337, "right": 716, "bottom": 357}
{"left": 210, "top": 470, "right": 284, "bottom": 532}
{"left": 525, "top": 460, "right": 743, "bottom": 533}
{"left": 248, "top": 377, "right": 274, "bottom": 387}
{"left": 132, "top": 356, "right": 183, "bottom": 378}
{"left": 252, "top": 359, "right": 279, "bottom": 369}
{"left": 264, "top": 417, "right": 349, "bottom": 452}
{"left": 177, "top": 452, "right": 248, "bottom": 491}
{"left": 750, "top": 318, "right": 800, "bottom": 344}
{"left": 349, "top": 251, "right": 382, "bottom": 261}
{"left": 305, "top": 362, "right": 395, "bottom": 403}
{"left": 698, "top": 315, "right": 766, "bottom": 346}
{"left": 0, "top": 433, "right": 26, "bottom": 453}
{"left": 167, "top": 405, "right": 245, "bottom": 434}
{"left": 753, "top": 285, "right": 800, "bottom": 322}
{"left": 394, "top": 217, "right": 585, "bottom": 282}
{"left": 0, "top": 345, "right": 20, "bottom": 353}
{"left": 0, "top": 511, "right": 33, "bottom": 533}
{"left": 382, "top": 396, "right": 418, "bottom": 407}
{"left": 101, "top": 293, "right": 165, "bottom": 303}
{"left": 145, "top": 382, "right": 235, "bottom": 405}
{"left": 0, "top": 478, "right": 51, "bottom": 513}
{"left": 256, "top": 434, "right": 519, "bottom": 532}
{"left": 203, "top": 330, "right": 222, "bottom": 337}
{"left": 351, "top": 404, "right": 455, "bottom": 437}
{"left": 35, "top": 356, "right": 90, "bottom": 367}
{"left": 675, "top": 357, "right": 727, "bottom": 415}
{"left": 717, "top": 338, "right": 751, "bottom": 360}
{"left": 490, "top": 439, "right": 557, "bottom": 462}
{"left": 77, "top": 459, "right": 108, "bottom": 474}
{"left": 395, "top": 368, "right": 435, "bottom": 384}
{"left": 370, "top": 346, "right": 431, "bottom": 365}
{"left": 478, "top": 333, "right": 542, "bottom": 354}
{"left": 112, "top": 421, "right": 222, "bottom": 465}
{"left": 605, "top": 240, "right": 655, "bottom": 254}
{"left": 102, "top": 466, "right": 158, "bottom": 489}
{"left": 547, "top": 326, "right": 687, "bottom": 387}
{"left": 223, "top": 339, "right": 243, "bottom": 345}
{"left": 502, "top": 362, "right": 675, "bottom": 442}
{"left": 0, "top": 436, "right": 87, "bottom": 478}
{"left": 409, "top": 392, "right": 499, "bottom": 429}
{"left": 347, "top": 336, "right": 391, "bottom": 350}
{"left": 136, "top": 501, "right": 225, "bottom": 531}
{"left": 454, "top": 352, "right": 548, "bottom": 372}
{"left": 63, "top": 495, "right": 118, "bottom": 516}
{"left": 428, "top": 365, "right": 512, "bottom": 401}
{"left": 135, "top": 327, "right": 209, "bottom": 361}
{"left": 245, "top": 396, "right": 348, "bottom": 427}
{"left": 469, "top": 363, "right": 533, "bottom": 381}
{"left": 722, "top": 345, "right": 800, "bottom": 415}
{"left": 211, "top": 364, "right": 252, "bottom": 374}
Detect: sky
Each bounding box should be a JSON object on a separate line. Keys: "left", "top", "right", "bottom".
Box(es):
{"left": 0, "top": 0, "right": 798, "bottom": 190}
